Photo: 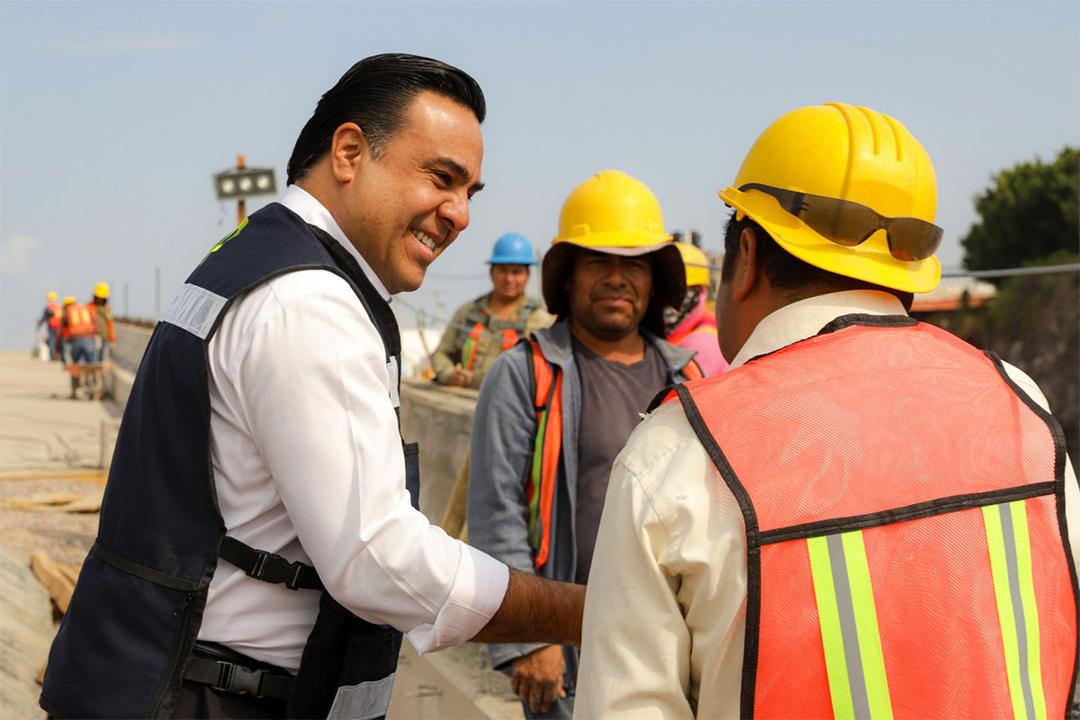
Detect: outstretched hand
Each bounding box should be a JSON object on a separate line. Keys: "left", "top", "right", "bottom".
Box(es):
{"left": 511, "top": 644, "right": 565, "bottom": 714}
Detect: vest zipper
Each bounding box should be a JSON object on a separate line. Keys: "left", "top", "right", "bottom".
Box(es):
{"left": 152, "top": 590, "right": 197, "bottom": 718}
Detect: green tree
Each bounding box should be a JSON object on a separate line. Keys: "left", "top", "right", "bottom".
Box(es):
{"left": 960, "top": 146, "right": 1079, "bottom": 273}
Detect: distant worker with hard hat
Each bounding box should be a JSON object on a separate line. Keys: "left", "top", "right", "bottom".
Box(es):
{"left": 58, "top": 294, "right": 99, "bottom": 398}
{"left": 577, "top": 103, "right": 1079, "bottom": 717}
{"left": 36, "top": 291, "right": 62, "bottom": 361}
{"left": 431, "top": 233, "right": 553, "bottom": 389}
{"left": 664, "top": 242, "right": 727, "bottom": 375}
{"left": 90, "top": 281, "right": 116, "bottom": 361}
{"left": 469, "top": 170, "right": 702, "bottom": 718}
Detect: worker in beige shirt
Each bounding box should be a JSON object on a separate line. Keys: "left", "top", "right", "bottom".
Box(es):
{"left": 577, "top": 104, "right": 1080, "bottom": 718}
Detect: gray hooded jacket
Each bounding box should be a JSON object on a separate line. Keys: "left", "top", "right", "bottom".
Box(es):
{"left": 467, "top": 317, "right": 698, "bottom": 682}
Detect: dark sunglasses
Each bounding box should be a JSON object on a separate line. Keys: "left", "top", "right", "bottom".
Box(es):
{"left": 740, "top": 183, "right": 943, "bottom": 262}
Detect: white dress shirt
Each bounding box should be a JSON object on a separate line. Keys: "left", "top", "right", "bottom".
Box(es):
{"left": 196, "top": 185, "right": 508, "bottom": 671}
{"left": 575, "top": 290, "right": 1080, "bottom": 718}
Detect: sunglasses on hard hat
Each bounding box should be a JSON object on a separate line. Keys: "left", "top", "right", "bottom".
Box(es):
{"left": 739, "top": 183, "right": 943, "bottom": 262}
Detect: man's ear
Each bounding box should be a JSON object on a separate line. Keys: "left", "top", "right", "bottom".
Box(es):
{"left": 731, "top": 225, "right": 760, "bottom": 303}
{"left": 329, "top": 122, "right": 370, "bottom": 183}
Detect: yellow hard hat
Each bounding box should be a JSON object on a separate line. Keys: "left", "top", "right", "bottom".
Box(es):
{"left": 63, "top": 296, "right": 76, "bottom": 306}
{"left": 553, "top": 169, "right": 671, "bottom": 250}
{"left": 675, "top": 242, "right": 711, "bottom": 288}
{"left": 719, "top": 103, "right": 941, "bottom": 293}
{"left": 542, "top": 170, "right": 685, "bottom": 334}
{"left": 93, "top": 282, "right": 110, "bottom": 300}
{"left": 47, "top": 291, "right": 58, "bottom": 302}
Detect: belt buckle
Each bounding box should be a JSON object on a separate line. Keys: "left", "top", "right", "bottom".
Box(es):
{"left": 215, "top": 660, "right": 263, "bottom": 697}
{"left": 284, "top": 561, "right": 304, "bottom": 590}
{"left": 249, "top": 550, "right": 271, "bottom": 580}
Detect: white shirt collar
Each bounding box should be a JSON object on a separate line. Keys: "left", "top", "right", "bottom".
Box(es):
{"left": 728, "top": 290, "right": 907, "bottom": 369}
{"left": 277, "top": 184, "right": 392, "bottom": 302}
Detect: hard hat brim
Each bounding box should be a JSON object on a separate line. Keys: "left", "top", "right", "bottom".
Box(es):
{"left": 719, "top": 186, "right": 941, "bottom": 294}
{"left": 541, "top": 241, "right": 686, "bottom": 336}
{"left": 487, "top": 257, "right": 536, "bottom": 266}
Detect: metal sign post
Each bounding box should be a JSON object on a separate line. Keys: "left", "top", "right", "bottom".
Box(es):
{"left": 213, "top": 155, "right": 277, "bottom": 225}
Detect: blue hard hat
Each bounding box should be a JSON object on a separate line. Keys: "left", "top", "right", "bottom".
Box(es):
{"left": 487, "top": 233, "right": 536, "bottom": 266}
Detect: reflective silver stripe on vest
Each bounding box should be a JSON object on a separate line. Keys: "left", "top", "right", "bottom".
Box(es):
{"left": 387, "top": 357, "right": 400, "bottom": 409}
{"left": 999, "top": 503, "right": 1038, "bottom": 720}
{"left": 327, "top": 672, "right": 395, "bottom": 720}
{"left": 161, "top": 283, "right": 227, "bottom": 340}
{"left": 827, "top": 533, "right": 872, "bottom": 720}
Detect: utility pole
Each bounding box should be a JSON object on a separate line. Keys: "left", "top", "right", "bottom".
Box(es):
{"left": 236, "top": 154, "right": 246, "bottom": 226}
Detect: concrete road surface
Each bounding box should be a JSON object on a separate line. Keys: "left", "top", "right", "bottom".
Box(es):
{"left": 0, "top": 351, "right": 120, "bottom": 478}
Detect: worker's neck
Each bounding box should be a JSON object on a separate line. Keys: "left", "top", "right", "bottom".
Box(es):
{"left": 570, "top": 320, "right": 645, "bottom": 364}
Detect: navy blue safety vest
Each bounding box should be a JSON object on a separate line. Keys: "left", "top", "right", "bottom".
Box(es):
{"left": 40, "top": 203, "right": 418, "bottom": 719}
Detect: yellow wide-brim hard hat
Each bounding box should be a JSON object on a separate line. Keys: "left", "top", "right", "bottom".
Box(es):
{"left": 719, "top": 103, "right": 941, "bottom": 294}
{"left": 542, "top": 170, "right": 686, "bottom": 335}
{"left": 93, "top": 282, "right": 110, "bottom": 300}
{"left": 675, "top": 242, "right": 711, "bottom": 288}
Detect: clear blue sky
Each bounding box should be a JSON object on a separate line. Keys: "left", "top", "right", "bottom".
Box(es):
{"left": 2, "top": 1, "right": 1078, "bottom": 349}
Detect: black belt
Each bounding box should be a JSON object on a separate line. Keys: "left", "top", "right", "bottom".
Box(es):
{"left": 184, "top": 644, "right": 295, "bottom": 700}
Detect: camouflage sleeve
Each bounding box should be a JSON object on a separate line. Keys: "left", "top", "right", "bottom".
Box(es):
{"left": 431, "top": 301, "right": 472, "bottom": 384}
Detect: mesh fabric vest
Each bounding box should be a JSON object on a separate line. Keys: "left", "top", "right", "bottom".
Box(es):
{"left": 674, "top": 315, "right": 1078, "bottom": 718}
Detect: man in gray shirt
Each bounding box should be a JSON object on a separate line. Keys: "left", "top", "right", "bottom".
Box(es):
{"left": 468, "top": 170, "right": 701, "bottom": 719}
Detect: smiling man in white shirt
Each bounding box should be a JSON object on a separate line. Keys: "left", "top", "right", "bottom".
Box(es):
{"left": 42, "top": 54, "right": 583, "bottom": 720}
{"left": 576, "top": 103, "right": 1079, "bottom": 718}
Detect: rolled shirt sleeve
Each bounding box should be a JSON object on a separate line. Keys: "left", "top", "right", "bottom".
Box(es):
{"left": 234, "top": 271, "right": 507, "bottom": 653}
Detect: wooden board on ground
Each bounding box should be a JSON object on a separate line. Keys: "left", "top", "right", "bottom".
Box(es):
{"left": 28, "top": 551, "right": 79, "bottom": 614}
{"left": 2, "top": 489, "right": 103, "bottom": 513}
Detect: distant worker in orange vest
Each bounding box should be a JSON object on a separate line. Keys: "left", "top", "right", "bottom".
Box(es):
{"left": 577, "top": 103, "right": 1079, "bottom": 718}
{"left": 665, "top": 242, "right": 727, "bottom": 375}
{"left": 59, "top": 295, "right": 99, "bottom": 398}
{"left": 90, "top": 281, "right": 116, "bottom": 361}
{"left": 36, "top": 291, "right": 62, "bottom": 360}
{"left": 431, "top": 233, "right": 552, "bottom": 388}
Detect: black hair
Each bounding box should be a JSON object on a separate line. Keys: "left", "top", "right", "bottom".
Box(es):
{"left": 286, "top": 53, "right": 486, "bottom": 185}
{"left": 721, "top": 211, "right": 914, "bottom": 310}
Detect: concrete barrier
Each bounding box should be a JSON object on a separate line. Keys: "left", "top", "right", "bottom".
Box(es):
{"left": 109, "top": 323, "right": 153, "bottom": 410}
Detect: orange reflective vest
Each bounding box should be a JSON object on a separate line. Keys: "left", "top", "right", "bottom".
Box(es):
{"left": 62, "top": 304, "right": 97, "bottom": 339}
{"left": 89, "top": 304, "right": 116, "bottom": 343}
{"left": 46, "top": 301, "right": 61, "bottom": 330}
{"left": 672, "top": 316, "right": 1078, "bottom": 718}
{"left": 462, "top": 321, "right": 519, "bottom": 371}
{"left": 527, "top": 338, "right": 703, "bottom": 570}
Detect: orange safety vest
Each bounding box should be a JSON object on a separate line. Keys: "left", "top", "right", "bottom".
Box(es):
{"left": 89, "top": 304, "right": 116, "bottom": 343}
{"left": 46, "top": 301, "right": 61, "bottom": 330}
{"left": 526, "top": 337, "right": 703, "bottom": 570}
{"left": 671, "top": 317, "right": 1078, "bottom": 717}
{"left": 462, "top": 321, "right": 519, "bottom": 371}
{"left": 62, "top": 304, "right": 97, "bottom": 339}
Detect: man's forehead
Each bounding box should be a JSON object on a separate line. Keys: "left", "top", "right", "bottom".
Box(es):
{"left": 398, "top": 92, "right": 483, "bottom": 183}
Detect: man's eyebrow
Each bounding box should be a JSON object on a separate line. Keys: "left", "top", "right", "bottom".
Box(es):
{"left": 434, "top": 156, "right": 485, "bottom": 195}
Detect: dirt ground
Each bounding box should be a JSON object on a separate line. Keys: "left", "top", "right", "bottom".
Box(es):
{"left": 0, "top": 477, "right": 100, "bottom": 718}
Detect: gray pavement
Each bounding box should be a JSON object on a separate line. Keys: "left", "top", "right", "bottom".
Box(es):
{"left": 0, "top": 351, "right": 120, "bottom": 478}
{"left": 0, "top": 351, "right": 117, "bottom": 718}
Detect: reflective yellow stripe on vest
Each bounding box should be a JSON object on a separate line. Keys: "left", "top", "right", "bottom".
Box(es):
{"left": 983, "top": 500, "right": 1048, "bottom": 720}
{"left": 808, "top": 531, "right": 893, "bottom": 720}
